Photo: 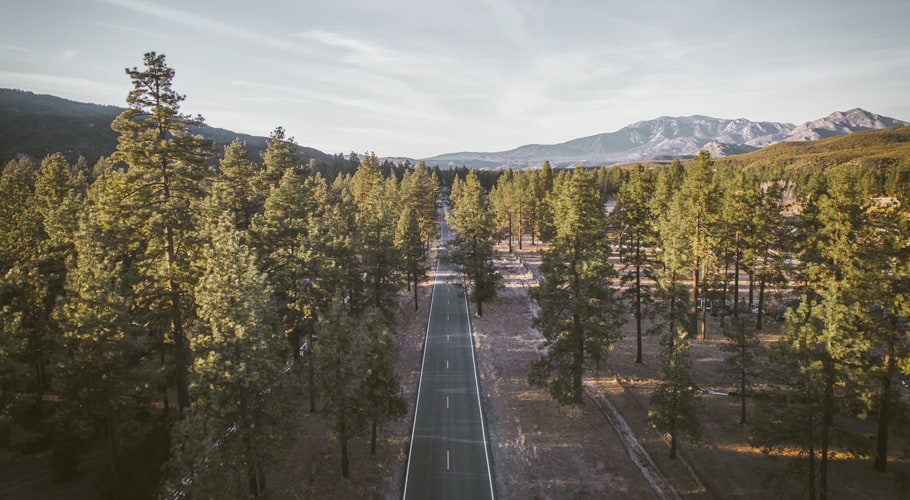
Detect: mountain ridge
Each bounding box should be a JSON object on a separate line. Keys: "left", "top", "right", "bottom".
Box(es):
{"left": 2, "top": 88, "right": 907, "bottom": 169}
{"left": 0, "top": 88, "right": 332, "bottom": 165}
{"left": 423, "top": 108, "right": 909, "bottom": 169}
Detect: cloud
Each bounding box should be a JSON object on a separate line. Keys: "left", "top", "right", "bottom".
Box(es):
{"left": 95, "top": 0, "right": 319, "bottom": 57}
{"left": 62, "top": 49, "right": 79, "bottom": 61}
{"left": 0, "top": 70, "right": 124, "bottom": 98}
{"left": 0, "top": 44, "right": 32, "bottom": 54}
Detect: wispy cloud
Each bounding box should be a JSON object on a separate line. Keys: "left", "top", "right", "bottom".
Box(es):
{"left": 230, "top": 79, "right": 442, "bottom": 123}
{"left": 62, "top": 49, "right": 79, "bottom": 62}
{"left": 0, "top": 44, "right": 33, "bottom": 54}
{"left": 96, "top": 0, "right": 319, "bottom": 57}
{"left": 0, "top": 70, "right": 124, "bottom": 96}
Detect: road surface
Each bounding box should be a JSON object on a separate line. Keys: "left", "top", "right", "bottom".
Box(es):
{"left": 403, "top": 217, "right": 494, "bottom": 500}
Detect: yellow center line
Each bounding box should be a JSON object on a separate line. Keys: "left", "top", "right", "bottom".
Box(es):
{"left": 446, "top": 395, "right": 450, "bottom": 409}
{"left": 447, "top": 449, "right": 450, "bottom": 470}
{"left": 446, "top": 359, "right": 449, "bottom": 370}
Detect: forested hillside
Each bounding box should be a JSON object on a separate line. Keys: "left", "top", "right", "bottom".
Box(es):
{"left": 717, "top": 125, "right": 910, "bottom": 173}
{"left": 0, "top": 88, "right": 333, "bottom": 167}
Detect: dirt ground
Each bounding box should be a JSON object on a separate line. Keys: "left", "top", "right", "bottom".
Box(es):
{"left": 269, "top": 254, "right": 435, "bottom": 499}
{"left": 472, "top": 246, "right": 671, "bottom": 499}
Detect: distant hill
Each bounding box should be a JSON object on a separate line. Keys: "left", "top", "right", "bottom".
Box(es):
{"left": 423, "top": 109, "right": 909, "bottom": 169}
{"left": 714, "top": 125, "right": 910, "bottom": 171}
{"left": 784, "top": 108, "right": 909, "bottom": 142}
{"left": 0, "top": 88, "right": 331, "bottom": 165}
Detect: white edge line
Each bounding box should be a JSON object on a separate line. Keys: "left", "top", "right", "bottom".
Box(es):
{"left": 402, "top": 255, "right": 441, "bottom": 499}
{"left": 463, "top": 280, "right": 496, "bottom": 500}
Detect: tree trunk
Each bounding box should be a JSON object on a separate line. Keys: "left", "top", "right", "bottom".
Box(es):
{"left": 740, "top": 341, "right": 747, "bottom": 424}
{"left": 634, "top": 243, "right": 643, "bottom": 364}
{"left": 700, "top": 284, "right": 708, "bottom": 340}
{"left": 518, "top": 202, "right": 523, "bottom": 251}
{"left": 573, "top": 258, "right": 584, "bottom": 403}
{"left": 733, "top": 244, "right": 741, "bottom": 319}
{"left": 413, "top": 275, "right": 419, "bottom": 312}
{"left": 690, "top": 215, "right": 700, "bottom": 338}
{"left": 720, "top": 254, "right": 730, "bottom": 328}
{"left": 690, "top": 262, "right": 699, "bottom": 338}
{"left": 748, "top": 272, "right": 754, "bottom": 311}
{"left": 160, "top": 163, "right": 191, "bottom": 415}
{"left": 308, "top": 335, "right": 317, "bottom": 412}
{"left": 107, "top": 415, "right": 119, "bottom": 498}
{"left": 809, "top": 414, "right": 816, "bottom": 500}
{"left": 160, "top": 341, "right": 170, "bottom": 420}
{"left": 371, "top": 419, "right": 378, "bottom": 456}
{"left": 340, "top": 407, "right": 350, "bottom": 478}
{"left": 507, "top": 212, "right": 512, "bottom": 253}
{"left": 874, "top": 339, "right": 895, "bottom": 471}
{"left": 474, "top": 237, "right": 484, "bottom": 317}
{"left": 756, "top": 275, "right": 766, "bottom": 330}
{"left": 820, "top": 359, "right": 834, "bottom": 500}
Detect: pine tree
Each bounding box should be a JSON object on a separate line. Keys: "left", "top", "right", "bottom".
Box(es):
{"left": 252, "top": 168, "right": 317, "bottom": 361}
{"left": 361, "top": 320, "right": 407, "bottom": 456}
{"left": 853, "top": 189, "right": 909, "bottom": 472}
{"left": 209, "top": 139, "right": 265, "bottom": 231}
{"left": 109, "top": 51, "right": 214, "bottom": 414}
{"left": 648, "top": 316, "right": 702, "bottom": 459}
{"left": 715, "top": 171, "right": 760, "bottom": 325}
{"left": 612, "top": 164, "right": 658, "bottom": 363}
{"left": 395, "top": 204, "right": 428, "bottom": 311}
{"left": 535, "top": 161, "right": 556, "bottom": 242}
{"left": 754, "top": 175, "right": 873, "bottom": 499}
{"left": 400, "top": 161, "right": 440, "bottom": 248}
{"left": 314, "top": 297, "right": 368, "bottom": 478}
{"left": 720, "top": 315, "right": 761, "bottom": 424}
{"left": 300, "top": 174, "right": 360, "bottom": 411}
{"left": 0, "top": 157, "right": 55, "bottom": 450}
{"left": 489, "top": 170, "right": 517, "bottom": 252}
{"left": 358, "top": 173, "right": 403, "bottom": 318}
{"left": 447, "top": 170, "right": 499, "bottom": 316}
{"left": 58, "top": 206, "right": 151, "bottom": 492}
{"left": 529, "top": 167, "right": 624, "bottom": 403}
{"left": 751, "top": 180, "right": 787, "bottom": 330}
{"left": 260, "top": 126, "right": 303, "bottom": 187}
{"left": 168, "top": 217, "right": 286, "bottom": 498}
{"left": 678, "top": 151, "right": 716, "bottom": 338}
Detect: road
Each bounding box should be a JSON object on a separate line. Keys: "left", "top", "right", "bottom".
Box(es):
{"left": 403, "top": 216, "right": 495, "bottom": 500}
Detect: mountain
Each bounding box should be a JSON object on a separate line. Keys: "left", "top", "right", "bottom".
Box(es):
{"left": 0, "top": 88, "right": 331, "bottom": 165}
{"left": 783, "top": 108, "right": 909, "bottom": 142}
{"left": 423, "top": 109, "right": 909, "bottom": 169}
{"left": 715, "top": 124, "right": 910, "bottom": 172}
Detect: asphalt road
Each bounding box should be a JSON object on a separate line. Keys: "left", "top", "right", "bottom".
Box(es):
{"left": 403, "top": 219, "right": 494, "bottom": 500}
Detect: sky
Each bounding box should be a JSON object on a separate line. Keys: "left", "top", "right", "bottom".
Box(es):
{"left": 1, "top": 0, "right": 909, "bottom": 158}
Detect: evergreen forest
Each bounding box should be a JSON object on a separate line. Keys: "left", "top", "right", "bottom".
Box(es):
{"left": 2, "top": 52, "right": 910, "bottom": 499}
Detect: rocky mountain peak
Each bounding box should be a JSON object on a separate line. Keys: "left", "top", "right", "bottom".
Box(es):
{"left": 784, "top": 108, "right": 909, "bottom": 142}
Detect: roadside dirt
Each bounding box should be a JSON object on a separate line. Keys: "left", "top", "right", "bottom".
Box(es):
{"left": 470, "top": 245, "right": 670, "bottom": 499}
{"left": 270, "top": 254, "right": 434, "bottom": 499}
